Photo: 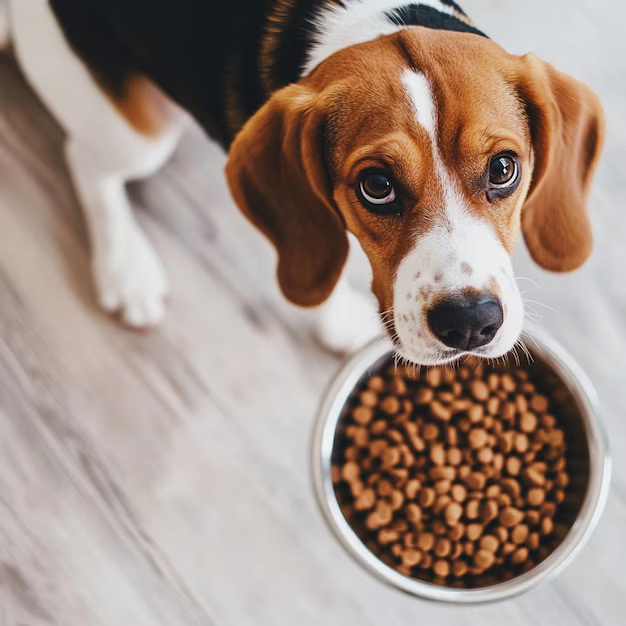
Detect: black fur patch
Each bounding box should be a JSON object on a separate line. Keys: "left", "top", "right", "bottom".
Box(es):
{"left": 387, "top": 4, "right": 487, "bottom": 38}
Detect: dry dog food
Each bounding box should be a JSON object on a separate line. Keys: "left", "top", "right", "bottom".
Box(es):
{"left": 332, "top": 359, "right": 575, "bottom": 587}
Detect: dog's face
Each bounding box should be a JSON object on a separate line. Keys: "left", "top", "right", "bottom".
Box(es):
{"left": 226, "top": 28, "right": 604, "bottom": 365}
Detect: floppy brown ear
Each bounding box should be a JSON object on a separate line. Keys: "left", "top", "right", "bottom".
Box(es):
{"left": 516, "top": 54, "right": 605, "bottom": 272}
{"left": 225, "top": 84, "right": 348, "bottom": 307}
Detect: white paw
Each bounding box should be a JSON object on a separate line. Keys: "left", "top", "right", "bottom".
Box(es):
{"left": 317, "top": 285, "right": 383, "bottom": 354}
{"left": 94, "top": 227, "right": 169, "bottom": 329}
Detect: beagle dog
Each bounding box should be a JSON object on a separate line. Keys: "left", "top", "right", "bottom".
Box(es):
{"left": 8, "top": 0, "right": 604, "bottom": 365}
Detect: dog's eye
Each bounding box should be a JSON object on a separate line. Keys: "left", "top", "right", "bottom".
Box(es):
{"left": 359, "top": 172, "right": 396, "bottom": 205}
{"left": 489, "top": 154, "right": 518, "bottom": 187}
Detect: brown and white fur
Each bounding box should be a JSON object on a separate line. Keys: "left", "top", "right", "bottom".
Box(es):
{"left": 5, "top": 0, "right": 604, "bottom": 364}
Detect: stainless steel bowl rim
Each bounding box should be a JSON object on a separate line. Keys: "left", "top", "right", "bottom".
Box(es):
{"left": 311, "top": 321, "right": 612, "bottom": 604}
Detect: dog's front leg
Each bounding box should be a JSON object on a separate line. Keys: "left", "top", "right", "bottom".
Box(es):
{"left": 316, "top": 276, "right": 383, "bottom": 354}
{"left": 65, "top": 141, "right": 169, "bottom": 329}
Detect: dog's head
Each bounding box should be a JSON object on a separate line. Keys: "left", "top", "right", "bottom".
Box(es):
{"left": 226, "top": 28, "right": 604, "bottom": 365}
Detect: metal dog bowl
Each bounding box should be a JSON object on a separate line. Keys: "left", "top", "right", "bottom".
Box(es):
{"left": 311, "top": 322, "right": 611, "bottom": 603}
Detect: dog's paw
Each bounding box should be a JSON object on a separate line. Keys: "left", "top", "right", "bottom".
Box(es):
{"left": 94, "top": 227, "right": 169, "bottom": 329}
{"left": 317, "top": 285, "right": 383, "bottom": 354}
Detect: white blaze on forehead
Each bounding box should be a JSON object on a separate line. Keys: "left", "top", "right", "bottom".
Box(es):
{"left": 392, "top": 70, "right": 524, "bottom": 365}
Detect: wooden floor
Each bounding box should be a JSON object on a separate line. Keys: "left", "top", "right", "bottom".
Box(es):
{"left": 1, "top": 1, "right": 625, "bottom": 624}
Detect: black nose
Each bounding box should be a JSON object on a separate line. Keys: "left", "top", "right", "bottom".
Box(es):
{"left": 427, "top": 297, "right": 503, "bottom": 350}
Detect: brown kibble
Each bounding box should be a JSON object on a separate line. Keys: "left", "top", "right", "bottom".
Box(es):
{"left": 416, "top": 387, "right": 434, "bottom": 405}
{"left": 554, "top": 489, "right": 566, "bottom": 504}
{"left": 421, "top": 553, "right": 433, "bottom": 570}
{"left": 439, "top": 391, "right": 455, "bottom": 404}
{"left": 497, "top": 493, "right": 512, "bottom": 507}
{"left": 430, "top": 443, "right": 446, "bottom": 466}
{"left": 527, "top": 488, "right": 545, "bottom": 507}
{"left": 419, "top": 487, "right": 436, "bottom": 508}
{"left": 487, "top": 373, "right": 500, "bottom": 391}
{"left": 511, "top": 546, "right": 529, "bottom": 564}
{"left": 501, "top": 478, "right": 521, "bottom": 498}
{"left": 355, "top": 488, "right": 376, "bottom": 511}
{"left": 447, "top": 447, "right": 463, "bottom": 466}
{"left": 452, "top": 399, "right": 472, "bottom": 415}
{"left": 452, "top": 382, "right": 463, "bottom": 397}
{"left": 466, "top": 472, "right": 487, "bottom": 490}
{"left": 493, "top": 453, "right": 504, "bottom": 471}
{"left": 381, "top": 398, "right": 400, "bottom": 418}
{"left": 498, "top": 432, "right": 514, "bottom": 453}
{"left": 541, "top": 517, "right": 554, "bottom": 536}
{"left": 378, "top": 529, "right": 400, "bottom": 544}
{"left": 434, "top": 494, "right": 452, "bottom": 515}
{"left": 435, "top": 480, "right": 452, "bottom": 496}
{"left": 369, "top": 439, "right": 387, "bottom": 457}
{"left": 540, "top": 502, "right": 557, "bottom": 518}
{"left": 435, "top": 537, "right": 452, "bottom": 557}
{"left": 430, "top": 466, "right": 456, "bottom": 481}
{"left": 368, "top": 375, "right": 386, "bottom": 392}
{"left": 351, "top": 480, "right": 364, "bottom": 497}
{"left": 341, "top": 461, "right": 360, "bottom": 482}
{"left": 480, "top": 499, "right": 499, "bottom": 523}
{"left": 466, "top": 523, "right": 483, "bottom": 541}
{"left": 515, "top": 394, "right": 528, "bottom": 414}
{"left": 466, "top": 499, "right": 480, "bottom": 520}
{"left": 422, "top": 423, "right": 439, "bottom": 441}
{"left": 410, "top": 435, "right": 426, "bottom": 452}
{"left": 519, "top": 412, "right": 538, "bottom": 433}
{"left": 371, "top": 419, "right": 387, "bottom": 435}
{"left": 495, "top": 526, "right": 509, "bottom": 543}
{"left": 402, "top": 548, "right": 423, "bottom": 567}
{"left": 453, "top": 560, "right": 469, "bottom": 577}
{"left": 391, "top": 544, "right": 403, "bottom": 557}
{"left": 477, "top": 447, "right": 494, "bottom": 465}
{"left": 406, "top": 503, "right": 423, "bottom": 524}
{"left": 451, "top": 543, "right": 464, "bottom": 560}
{"left": 474, "top": 549, "right": 495, "bottom": 571}
{"left": 480, "top": 535, "right": 500, "bottom": 553}
{"left": 487, "top": 396, "right": 501, "bottom": 416}
{"left": 449, "top": 523, "right": 465, "bottom": 542}
{"left": 451, "top": 484, "right": 467, "bottom": 503}
{"left": 417, "top": 531, "right": 435, "bottom": 552}
{"left": 431, "top": 401, "right": 452, "bottom": 421}
{"left": 469, "top": 428, "right": 488, "bottom": 449}
{"left": 432, "top": 520, "right": 447, "bottom": 536}
{"left": 524, "top": 466, "right": 546, "bottom": 486}
{"left": 390, "top": 490, "right": 405, "bottom": 510}
{"left": 433, "top": 560, "right": 450, "bottom": 578}
{"left": 377, "top": 480, "right": 393, "bottom": 498}
{"left": 426, "top": 367, "right": 442, "bottom": 387}
{"left": 501, "top": 402, "right": 516, "bottom": 420}
{"left": 470, "top": 380, "right": 490, "bottom": 401}
{"left": 506, "top": 457, "right": 521, "bottom": 476}
{"left": 390, "top": 377, "right": 408, "bottom": 396}
{"left": 382, "top": 447, "right": 401, "bottom": 468}
{"left": 360, "top": 390, "right": 378, "bottom": 407}
{"left": 331, "top": 465, "right": 341, "bottom": 483}
{"left": 525, "top": 510, "right": 540, "bottom": 527}
{"left": 353, "top": 405, "right": 374, "bottom": 425}
{"left": 499, "top": 507, "right": 524, "bottom": 528}
{"left": 501, "top": 374, "right": 516, "bottom": 392}
{"left": 530, "top": 395, "right": 549, "bottom": 413}
{"left": 556, "top": 471, "right": 570, "bottom": 488}
{"left": 468, "top": 404, "right": 484, "bottom": 423}
{"left": 502, "top": 542, "right": 516, "bottom": 556}
{"left": 366, "top": 506, "right": 392, "bottom": 530}
{"left": 486, "top": 484, "right": 501, "bottom": 499}
{"left": 511, "top": 524, "right": 529, "bottom": 544}
{"left": 464, "top": 542, "right": 475, "bottom": 557}
{"left": 529, "top": 532, "right": 540, "bottom": 550}
{"left": 445, "top": 501, "right": 464, "bottom": 527}
{"left": 387, "top": 429, "right": 404, "bottom": 444}
{"left": 514, "top": 433, "right": 529, "bottom": 454}
{"left": 405, "top": 479, "right": 421, "bottom": 500}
